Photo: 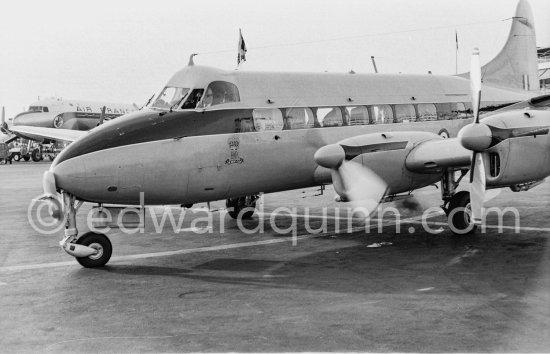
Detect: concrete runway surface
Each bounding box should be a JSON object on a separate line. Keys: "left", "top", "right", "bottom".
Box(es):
{"left": 0, "top": 162, "right": 548, "bottom": 352}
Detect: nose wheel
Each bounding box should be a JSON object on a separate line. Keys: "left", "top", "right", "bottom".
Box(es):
{"left": 75, "top": 232, "right": 112, "bottom": 268}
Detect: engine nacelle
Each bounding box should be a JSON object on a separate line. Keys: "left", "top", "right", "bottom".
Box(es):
{"left": 315, "top": 131, "right": 443, "bottom": 195}
{"left": 484, "top": 135, "right": 550, "bottom": 188}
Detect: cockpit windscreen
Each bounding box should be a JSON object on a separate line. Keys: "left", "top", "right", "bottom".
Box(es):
{"left": 151, "top": 87, "right": 190, "bottom": 109}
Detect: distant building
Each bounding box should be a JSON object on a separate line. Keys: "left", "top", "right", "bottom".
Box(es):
{"left": 538, "top": 47, "right": 550, "bottom": 92}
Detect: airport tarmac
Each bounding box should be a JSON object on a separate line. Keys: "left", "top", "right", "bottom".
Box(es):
{"left": 0, "top": 162, "right": 548, "bottom": 353}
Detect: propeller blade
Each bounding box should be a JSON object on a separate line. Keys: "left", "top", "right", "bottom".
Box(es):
{"left": 470, "top": 47, "right": 481, "bottom": 123}
{"left": 314, "top": 143, "right": 388, "bottom": 216}
{"left": 470, "top": 152, "right": 486, "bottom": 224}
{"left": 98, "top": 106, "right": 106, "bottom": 126}
{"left": 1, "top": 106, "right": 6, "bottom": 132}
{"left": 469, "top": 152, "right": 477, "bottom": 183}
{"left": 338, "top": 161, "right": 388, "bottom": 215}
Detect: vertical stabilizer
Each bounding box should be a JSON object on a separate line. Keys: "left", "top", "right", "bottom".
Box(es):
{"left": 461, "top": 0, "right": 539, "bottom": 91}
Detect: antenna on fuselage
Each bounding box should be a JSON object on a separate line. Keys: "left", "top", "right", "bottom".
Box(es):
{"left": 188, "top": 53, "right": 197, "bottom": 66}
{"left": 371, "top": 56, "right": 378, "bottom": 73}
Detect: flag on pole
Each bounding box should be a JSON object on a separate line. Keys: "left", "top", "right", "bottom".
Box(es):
{"left": 238, "top": 28, "right": 247, "bottom": 65}
{"left": 455, "top": 30, "right": 459, "bottom": 51}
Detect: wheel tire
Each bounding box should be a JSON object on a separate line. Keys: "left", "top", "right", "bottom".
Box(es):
{"left": 75, "top": 232, "right": 112, "bottom": 268}
{"left": 226, "top": 197, "right": 256, "bottom": 219}
{"left": 23, "top": 155, "right": 30, "bottom": 162}
{"left": 31, "top": 148, "right": 42, "bottom": 162}
{"left": 447, "top": 191, "right": 477, "bottom": 235}
{"left": 12, "top": 154, "right": 20, "bottom": 162}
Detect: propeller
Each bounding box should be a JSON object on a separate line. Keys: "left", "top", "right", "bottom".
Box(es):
{"left": 97, "top": 106, "right": 106, "bottom": 126}
{"left": 457, "top": 48, "right": 486, "bottom": 224}
{"left": 314, "top": 144, "right": 388, "bottom": 216}
{"left": 1, "top": 106, "right": 7, "bottom": 133}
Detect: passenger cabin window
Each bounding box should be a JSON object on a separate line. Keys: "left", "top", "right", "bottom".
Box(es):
{"left": 284, "top": 108, "right": 315, "bottom": 129}
{"left": 181, "top": 89, "right": 204, "bottom": 109}
{"left": 394, "top": 104, "right": 416, "bottom": 123}
{"left": 435, "top": 103, "right": 452, "bottom": 120}
{"left": 43, "top": 107, "right": 49, "bottom": 112}
{"left": 199, "top": 81, "right": 240, "bottom": 108}
{"left": 317, "top": 107, "right": 343, "bottom": 127}
{"left": 235, "top": 118, "right": 255, "bottom": 133}
{"left": 454, "top": 102, "right": 468, "bottom": 119}
{"left": 346, "top": 106, "right": 369, "bottom": 125}
{"left": 416, "top": 103, "right": 437, "bottom": 121}
{"left": 371, "top": 105, "right": 393, "bottom": 124}
{"left": 152, "top": 87, "right": 190, "bottom": 109}
{"left": 252, "top": 109, "right": 284, "bottom": 131}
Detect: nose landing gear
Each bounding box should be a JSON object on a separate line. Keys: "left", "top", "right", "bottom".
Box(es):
{"left": 59, "top": 192, "right": 112, "bottom": 267}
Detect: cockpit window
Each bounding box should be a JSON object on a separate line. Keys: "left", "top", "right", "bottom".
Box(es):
{"left": 181, "top": 89, "right": 204, "bottom": 109}
{"left": 28, "top": 106, "right": 47, "bottom": 112}
{"left": 198, "top": 81, "right": 240, "bottom": 108}
{"left": 151, "top": 87, "right": 190, "bottom": 109}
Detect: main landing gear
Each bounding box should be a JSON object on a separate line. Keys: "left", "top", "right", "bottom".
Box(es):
{"left": 59, "top": 192, "right": 112, "bottom": 267}
{"left": 441, "top": 170, "right": 477, "bottom": 235}
{"left": 226, "top": 195, "right": 260, "bottom": 219}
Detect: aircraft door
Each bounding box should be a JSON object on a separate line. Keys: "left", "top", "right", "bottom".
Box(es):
{"left": 186, "top": 137, "right": 231, "bottom": 202}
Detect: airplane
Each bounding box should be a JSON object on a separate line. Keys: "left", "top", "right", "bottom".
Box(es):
{"left": 26, "top": 0, "right": 549, "bottom": 267}
{"left": 1, "top": 97, "right": 137, "bottom": 161}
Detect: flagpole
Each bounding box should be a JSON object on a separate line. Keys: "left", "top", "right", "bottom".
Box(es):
{"left": 455, "top": 29, "right": 458, "bottom": 74}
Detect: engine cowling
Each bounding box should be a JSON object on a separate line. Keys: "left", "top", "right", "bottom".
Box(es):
{"left": 314, "top": 131, "right": 442, "bottom": 195}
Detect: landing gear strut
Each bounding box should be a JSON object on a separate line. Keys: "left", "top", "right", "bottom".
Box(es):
{"left": 441, "top": 169, "right": 476, "bottom": 235}
{"left": 59, "top": 191, "right": 112, "bottom": 267}
{"left": 226, "top": 195, "right": 259, "bottom": 219}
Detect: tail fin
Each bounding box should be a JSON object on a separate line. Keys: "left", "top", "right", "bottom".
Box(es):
{"left": 460, "top": 0, "right": 539, "bottom": 91}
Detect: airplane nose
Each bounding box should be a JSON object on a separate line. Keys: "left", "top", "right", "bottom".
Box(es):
{"left": 52, "top": 155, "right": 86, "bottom": 194}
{"left": 13, "top": 112, "right": 55, "bottom": 127}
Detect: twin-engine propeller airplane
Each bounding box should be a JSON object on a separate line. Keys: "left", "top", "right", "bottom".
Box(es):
{"left": 29, "top": 0, "right": 550, "bottom": 267}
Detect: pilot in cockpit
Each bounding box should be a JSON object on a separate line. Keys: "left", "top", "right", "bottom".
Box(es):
{"left": 182, "top": 89, "right": 204, "bottom": 109}
{"left": 202, "top": 88, "right": 214, "bottom": 107}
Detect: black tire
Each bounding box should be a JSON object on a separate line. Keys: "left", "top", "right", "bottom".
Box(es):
{"left": 12, "top": 153, "right": 20, "bottom": 162}
{"left": 31, "top": 148, "right": 42, "bottom": 162}
{"left": 226, "top": 196, "right": 256, "bottom": 219}
{"left": 447, "top": 191, "right": 477, "bottom": 235}
{"left": 23, "top": 155, "right": 30, "bottom": 162}
{"left": 75, "top": 232, "right": 112, "bottom": 268}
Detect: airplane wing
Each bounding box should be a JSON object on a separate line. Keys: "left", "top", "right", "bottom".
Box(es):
{"left": 9, "top": 125, "right": 87, "bottom": 142}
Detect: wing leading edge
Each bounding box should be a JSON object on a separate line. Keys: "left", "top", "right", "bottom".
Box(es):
{"left": 9, "top": 125, "right": 87, "bottom": 142}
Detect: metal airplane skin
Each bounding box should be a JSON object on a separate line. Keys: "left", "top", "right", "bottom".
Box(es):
{"left": 30, "top": 0, "right": 550, "bottom": 267}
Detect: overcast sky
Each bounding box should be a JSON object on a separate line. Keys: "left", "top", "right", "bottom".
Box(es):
{"left": 1, "top": 0, "right": 549, "bottom": 118}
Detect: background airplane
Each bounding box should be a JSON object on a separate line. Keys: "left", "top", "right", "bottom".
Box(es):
{"left": 1, "top": 97, "right": 137, "bottom": 161}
